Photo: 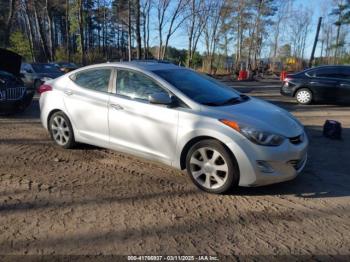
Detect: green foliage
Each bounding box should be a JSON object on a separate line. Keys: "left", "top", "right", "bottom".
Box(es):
{"left": 8, "top": 31, "right": 32, "bottom": 61}
{"left": 86, "top": 49, "right": 105, "bottom": 64}
{"left": 164, "top": 46, "right": 187, "bottom": 65}
{"left": 191, "top": 52, "right": 203, "bottom": 69}
{"left": 54, "top": 46, "right": 68, "bottom": 61}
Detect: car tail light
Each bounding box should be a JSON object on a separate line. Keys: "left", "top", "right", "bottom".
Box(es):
{"left": 38, "top": 84, "right": 52, "bottom": 94}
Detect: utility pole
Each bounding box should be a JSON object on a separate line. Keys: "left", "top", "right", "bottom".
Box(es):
{"left": 309, "top": 17, "right": 322, "bottom": 68}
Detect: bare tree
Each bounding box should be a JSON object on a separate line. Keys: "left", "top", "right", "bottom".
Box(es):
{"left": 203, "top": 0, "right": 226, "bottom": 73}
{"left": 141, "top": 0, "right": 151, "bottom": 59}
{"left": 156, "top": 0, "right": 189, "bottom": 60}
{"left": 65, "top": 0, "right": 70, "bottom": 61}
{"left": 4, "top": 0, "right": 16, "bottom": 46}
{"left": 185, "top": 0, "right": 208, "bottom": 67}
{"left": 78, "top": 0, "right": 85, "bottom": 64}
{"left": 271, "top": 0, "right": 291, "bottom": 68}
{"left": 135, "top": 0, "right": 142, "bottom": 59}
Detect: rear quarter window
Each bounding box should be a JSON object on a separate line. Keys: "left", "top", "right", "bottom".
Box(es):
{"left": 70, "top": 68, "right": 112, "bottom": 93}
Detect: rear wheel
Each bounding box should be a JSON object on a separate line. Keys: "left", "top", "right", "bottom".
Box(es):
{"left": 48, "top": 111, "right": 75, "bottom": 149}
{"left": 186, "top": 139, "right": 239, "bottom": 194}
{"left": 295, "top": 88, "right": 312, "bottom": 104}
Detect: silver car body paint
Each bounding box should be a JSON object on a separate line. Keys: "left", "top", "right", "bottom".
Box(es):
{"left": 40, "top": 62, "right": 308, "bottom": 187}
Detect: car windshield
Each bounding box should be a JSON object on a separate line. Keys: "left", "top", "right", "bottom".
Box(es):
{"left": 153, "top": 69, "right": 244, "bottom": 106}
{"left": 0, "top": 70, "right": 16, "bottom": 79}
{"left": 32, "top": 64, "right": 61, "bottom": 73}
{"left": 0, "top": 70, "right": 22, "bottom": 85}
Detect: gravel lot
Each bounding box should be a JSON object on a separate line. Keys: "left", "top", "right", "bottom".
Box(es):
{"left": 0, "top": 80, "right": 350, "bottom": 259}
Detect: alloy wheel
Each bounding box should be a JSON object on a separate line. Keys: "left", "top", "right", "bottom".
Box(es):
{"left": 296, "top": 90, "right": 311, "bottom": 104}
{"left": 189, "top": 147, "right": 229, "bottom": 190}
{"left": 51, "top": 115, "right": 70, "bottom": 146}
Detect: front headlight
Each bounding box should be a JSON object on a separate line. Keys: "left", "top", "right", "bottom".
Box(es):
{"left": 240, "top": 127, "right": 285, "bottom": 146}
{"left": 220, "top": 119, "right": 285, "bottom": 146}
{"left": 40, "top": 77, "right": 52, "bottom": 82}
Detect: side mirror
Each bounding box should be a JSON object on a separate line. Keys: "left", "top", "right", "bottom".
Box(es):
{"left": 149, "top": 92, "right": 173, "bottom": 105}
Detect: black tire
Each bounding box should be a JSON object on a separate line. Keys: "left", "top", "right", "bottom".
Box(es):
{"left": 48, "top": 111, "right": 76, "bottom": 149}
{"left": 185, "top": 139, "right": 239, "bottom": 194}
{"left": 295, "top": 88, "right": 313, "bottom": 105}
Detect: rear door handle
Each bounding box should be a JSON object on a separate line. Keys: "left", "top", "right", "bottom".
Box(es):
{"left": 110, "top": 104, "right": 124, "bottom": 110}
{"left": 64, "top": 90, "right": 73, "bottom": 96}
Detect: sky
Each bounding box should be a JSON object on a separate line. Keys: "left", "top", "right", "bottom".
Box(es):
{"left": 148, "top": 0, "right": 334, "bottom": 59}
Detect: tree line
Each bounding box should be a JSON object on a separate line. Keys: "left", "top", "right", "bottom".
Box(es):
{"left": 0, "top": 0, "right": 350, "bottom": 73}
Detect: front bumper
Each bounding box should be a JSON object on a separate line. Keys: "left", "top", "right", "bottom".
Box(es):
{"left": 226, "top": 132, "right": 308, "bottom": 187}
{"left": 0, "top": 89, "right": 34, "bottom": 113}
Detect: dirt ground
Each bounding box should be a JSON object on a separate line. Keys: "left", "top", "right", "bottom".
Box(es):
{"left": 0, "top": 80, "right": 350, "bottom": 260}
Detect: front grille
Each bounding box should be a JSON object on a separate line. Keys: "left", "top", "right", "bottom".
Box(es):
{"left": 4, "top": 87, "right": 26, "bottom": 100}
{"left": 289, "top": 134, "right": 303, "bottom": 145}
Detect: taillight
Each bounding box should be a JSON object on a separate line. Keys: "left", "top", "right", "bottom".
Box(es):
{"left": 38, "top": 84, "right": 52, "bottom": 94}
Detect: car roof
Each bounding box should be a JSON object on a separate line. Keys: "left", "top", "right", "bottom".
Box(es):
{"left": 86, "top": 60, "right": 181, "bottom": 72}
{"left": 308, "top": 65, "right": 350, "bottom": 70}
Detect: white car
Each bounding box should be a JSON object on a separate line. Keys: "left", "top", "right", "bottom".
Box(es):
{"left": 39, "top": 61, "right": 308, "bottom": 194}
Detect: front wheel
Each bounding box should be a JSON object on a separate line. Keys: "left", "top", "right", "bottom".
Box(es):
{"left": 295, "top": 88, "right": 313, "bottom": 104}
{"left": 48, "top": 111, "right": 76, "bottom": 149}
{"left": 186, "top": 139, "right": 239, "bottom": 194}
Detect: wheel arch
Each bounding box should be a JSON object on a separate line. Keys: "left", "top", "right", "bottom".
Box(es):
{"left": 293, "top": 86, "right": 313, "bottom": 97}
{"left": 47, "top": 109, "right": 63, "bottom": 128}
{"left": 179, "top": 135, "right": 240, "bottom": 175}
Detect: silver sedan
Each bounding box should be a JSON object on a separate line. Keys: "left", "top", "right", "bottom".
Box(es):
{"left": 39, "top": 61, "right": 308, "bottom": 194}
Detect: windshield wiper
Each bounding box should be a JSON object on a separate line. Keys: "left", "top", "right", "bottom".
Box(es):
{"left": 202, "top": 94, "right": 249, "bottom": 107}
{"left": 220, "top": 96, "right": 241, "bottom": 106}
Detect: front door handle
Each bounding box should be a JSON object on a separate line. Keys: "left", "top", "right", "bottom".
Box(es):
{"left": 110, "top": 104, "right": 124, "bottom": 110}
{"left": 64, "top": 89, "right": 73, "bottom": 96}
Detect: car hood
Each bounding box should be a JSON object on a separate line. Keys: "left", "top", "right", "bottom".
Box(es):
{"left": 204, "top": 97, "right": 304, "bottom": 137}
{"left": 0, "top": 48, "right": 22, "bottom": 76}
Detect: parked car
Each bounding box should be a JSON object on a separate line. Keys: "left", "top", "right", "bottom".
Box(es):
{"left": 39, "top": 61, "right": 308, "bottom": 194}
{"left": 281, "top": 65, "right": 350, "bottom": 104}
{"left": 21, "top": 63, "right": 64, "bottom": 90}
{"left": 51, "top": 62, "right": 79, "bottom": 73}
{"left": 0, "top": 48, "right": 35, "bottom": 114}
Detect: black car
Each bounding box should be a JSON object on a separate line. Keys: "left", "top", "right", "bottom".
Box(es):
{"left": 21, "top": 63, "right": 63, "bottom": 90}
{"left": 0, "top": 49, "right": 35, "bottom": 114}
{"left": 281, "top": 65, "right": 350, "bottom": 104}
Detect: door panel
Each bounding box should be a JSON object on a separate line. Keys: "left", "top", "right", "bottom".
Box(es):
{"left": 108, "top": 96, "right": 179, "bottom": 164}
{"left": 308, "top": 78, "right": 339, "bottom": 101}
{"left": 63, "top": 68, "right": 113, "bottom": 147}
{"left": 108, "top": 69, "right": 179, "bottom": 164}
{"left": 338, "top": 81, "right": 350, "bottom": 103}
